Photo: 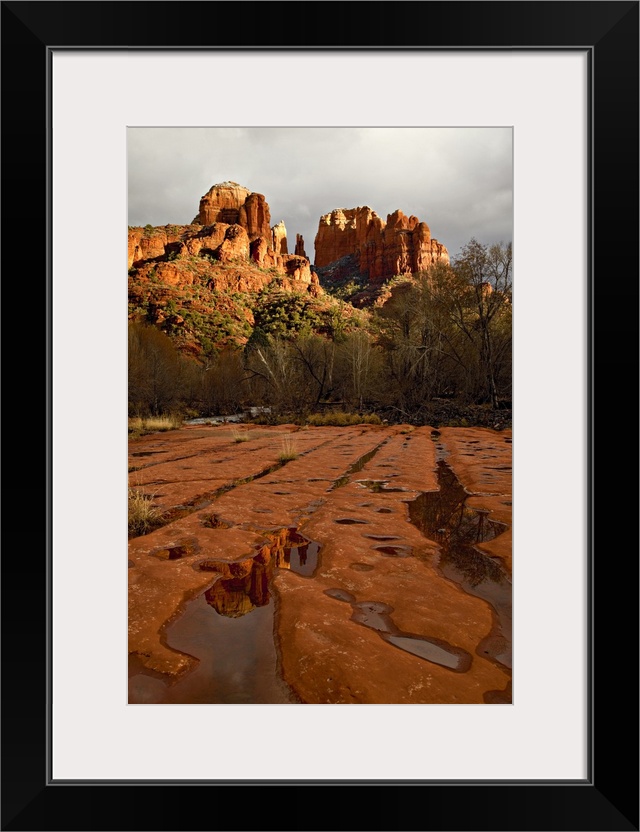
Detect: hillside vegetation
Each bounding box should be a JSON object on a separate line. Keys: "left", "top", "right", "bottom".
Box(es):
{"left": 129, "top": 237, "right": 511, "bottom": 427}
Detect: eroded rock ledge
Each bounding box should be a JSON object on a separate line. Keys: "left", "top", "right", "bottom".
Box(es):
{"left": 314, "top": 206, "right": 449, "bottom": 283}
{"left": 129, "top": 181, "right": 318, "bottom": 292}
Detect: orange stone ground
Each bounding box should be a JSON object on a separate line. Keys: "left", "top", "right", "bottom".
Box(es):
{"left": 128, "top": 424, "right": 512, "bottom": 704}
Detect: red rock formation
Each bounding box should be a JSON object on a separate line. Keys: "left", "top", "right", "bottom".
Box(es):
{"left": 295, "top": 234, "right": 307, "bottom": 258}
{"left": 314, "top": 205, "right": 449, "bottom": 283}
{"left": 128, "top": 225, "right": 195, "bottom": 269}
{"left": 195, "top": 181, "right": 271, "bottom": 240}
{"left": 215, "top": 225, "right": 251, "bottom": 263}
{"left": 271, "top": 221, "right": 288, "bottom": 255}
{"left": 238, "top": 192, "right": 271, "bottom": 240}
{"left": 129, "top": 183, "right": 320, "bottom": 346}
{"left": 163, "top": 224, "right": 250, "bottom": 264}
{"left": 195, "top": 182, "right": 248, "bottom": 225}
{"left": 282, "top": 254, "right": 312, "bottom": 284}
{"left": 250, "top": 236, "right": 273, "bottom": 266}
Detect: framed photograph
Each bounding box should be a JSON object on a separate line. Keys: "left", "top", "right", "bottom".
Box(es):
{"left": 2, "top": 1, "right": 637, "bottom": 830}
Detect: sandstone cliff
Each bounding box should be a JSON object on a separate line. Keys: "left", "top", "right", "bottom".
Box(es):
{"left": 131, "top": 182, "right": 314, "bottom": 286}
{"left": 271, "top": 220, "right": 288, "bottom": 255}
{"left": 128, "top": 182, "right": 321, "bottom": 357}
{"left": 314, "top": 206, "right": 449, "bottom": 283}
{"left": 194, "top": 181, "right": 271, "bottom": 239}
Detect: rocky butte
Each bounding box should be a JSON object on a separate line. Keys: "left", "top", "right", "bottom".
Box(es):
{"left": 314, "top": 206, "right": 449, "bottom": 284}
{"left": 128, "top": 181, "right": 317, "bottom": 289}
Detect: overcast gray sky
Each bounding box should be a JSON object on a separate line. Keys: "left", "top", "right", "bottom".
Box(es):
{"left": 128, "top": 127, "right": 512, "bottom": 264}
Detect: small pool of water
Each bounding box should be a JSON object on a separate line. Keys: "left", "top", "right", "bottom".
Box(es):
{"left": 129, "top": 527, "right": 320, "bottom": 704}
{"left": 408, "top": 460, "right": 511, "bottom": 670}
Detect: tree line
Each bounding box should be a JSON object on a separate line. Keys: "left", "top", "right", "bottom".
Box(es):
{"left": 129, "top": 239, "right": 512, "bottom": 422}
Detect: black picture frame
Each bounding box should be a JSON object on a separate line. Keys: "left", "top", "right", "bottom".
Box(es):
{"left": 2, "top": 2, "right": 638, "bottom": 830}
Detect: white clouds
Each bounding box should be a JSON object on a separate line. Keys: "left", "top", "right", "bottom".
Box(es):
{"left": 128, "top": 126, "right": 512, "bottom": 262}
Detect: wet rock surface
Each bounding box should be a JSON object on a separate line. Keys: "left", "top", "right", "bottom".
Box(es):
{"left": 129, "top": 424, "right": 511, "bottom": 703}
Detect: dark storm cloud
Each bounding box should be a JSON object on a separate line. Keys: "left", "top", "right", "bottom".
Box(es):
{"left": 128, "top": 127, "right": 512, "bottom": 263}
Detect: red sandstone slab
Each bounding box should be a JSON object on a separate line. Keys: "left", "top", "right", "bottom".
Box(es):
{"left": 439, "top": 427, "right": 512, "bottom": 572}
{"left": 128, "top": 424, "right": 512, "bottom": 702}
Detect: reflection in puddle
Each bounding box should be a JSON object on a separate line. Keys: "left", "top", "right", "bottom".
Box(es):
{"left": 204, "top": 561, "right": 270, "bottom": 617}
{"left": 199, "top": 528, "right": 321, "bottom": 606}
{"left": 408, "top": 460, "right": 511, "bottom": 671}
{"left": 129, "top": 528, "right": 320, "bottom": 704}
{"left": 265, "top": 528, "right": 320, "bottom": 577}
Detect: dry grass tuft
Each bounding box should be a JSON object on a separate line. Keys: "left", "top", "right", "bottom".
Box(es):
{"left": 305, "top": 412, "right": 382, "bottom": 427}
{"left": 278, "top": 435, "right": 299, "bottom": 462}
{"left": 129, "top": 415, "right": 183, "bottom": 438}
{"left": 128, "top": 488, "right": 160, "bottom": 537}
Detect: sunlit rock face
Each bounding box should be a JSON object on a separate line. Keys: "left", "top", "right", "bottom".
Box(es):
{"left": 194, "top": 182, "right": 268, "bottom": 237}
{"left": 271, "top": 220, "right": 288, "bottom": 255}
{"left": 128, "top": 225, "right": 196, "bottom": 269}
{"left": 282, "top": 254, "right": 312, "bottom": 283}
{"left": 314, "top": 206, "right": 449, "bottom": 283}
{"left": 129, "top": 182, "right": 317, "bottom": 306}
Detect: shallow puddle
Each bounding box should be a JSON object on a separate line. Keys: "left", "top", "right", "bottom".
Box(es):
{"left": 408, "top": 460, "right": 511, "bottom": 670}
{"left": 386, "top": 635, "right": 468, "bottom": 670}
{"left": 324, "top": 588, "right": 356, "bottom": 603}
{"left": 325, "top": 592, "right": 471, "bottom": 672}
{"left": 130, "top": 527, "right": 320, "bottom": 703}
{"left": 330, "top": 440, "right": 388, "bottom": 490}
{"left": 128, "top": 594, "right": 295, "bottom": 704}
{"left": 351, "top": 601, "right": 394, "bottom": 631}
{"left": 269, "top": 528, "right": 320, "bottom": 577}
{"left": 374, "top": 545, "right": 412, "bottom": 558}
